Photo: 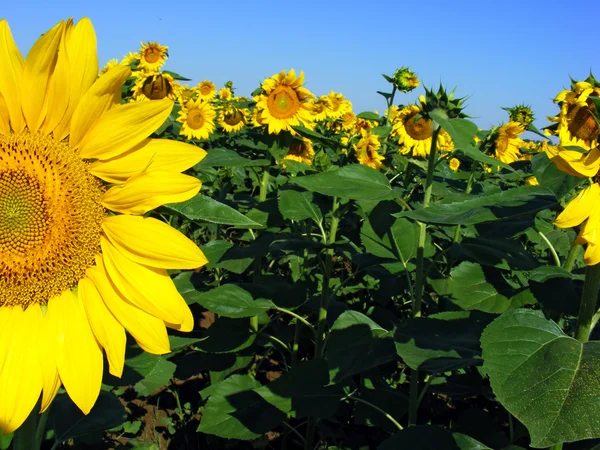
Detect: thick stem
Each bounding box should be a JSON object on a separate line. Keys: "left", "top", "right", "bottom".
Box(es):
{"left": 305, "top": 197, "right": 340, "bottom": 450}
{"left": 575, "top": 263, "right": 600, "bottom": 343}
{"left": 564, "top": 243, "right": 581, "bottom": 273}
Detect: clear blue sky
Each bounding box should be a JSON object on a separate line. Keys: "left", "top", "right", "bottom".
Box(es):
{"left": 2, "top": 0, "right": 598, "bottom": 134}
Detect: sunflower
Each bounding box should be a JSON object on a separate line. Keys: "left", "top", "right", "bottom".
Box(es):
{"left": 219, "top": 105, "right": 248, "bottom": 133}
{"left": 255, "top": 69, "right": 315, "bottom": 134}
{"left": 177, "top": 99, "right": 217, "bottom": 140}
{"left": 327, "top": 91, "right": 352, "bottom": 119}
{"left": 310, "top": 95, "right": 333, "bottom": 122}
{"left": 133, "top": 71, "right": 180, "bottom": 102}
{"left": 197, "top": 80, "right": 216, "bottom": 101}
{"left": 393, "top": 104, "right": 453, "bottom": 157}
{"left": 354, "top": 133, "right": 384, "bottom": 169}
{"left": 177, "top": 84, "right": 197, "bottom": 106}
{"left": 138, "top": 41, "right": 168, "bottom": 71}
{"left": 547, "top": 80, "right": 600, "bottom": 150}
{"left": 0, "top": 18, "right": 207, "bottom": 433}
{"left": 219, "top": 87, "right": 233, "bottom": 101}
{"left": 100, "top": 59, "right": 119, "bottom": 75}
{"left": 490, "top": 121, "right": 530, "bottom": 164}
{"left": 121, "top": 51, "right": 140, "bottom": 66}
{"left": 449, "top": 158, "right": 460, "bottom": 171}
{"left": 283, "top": 137, "right": 315, "bottom": 166}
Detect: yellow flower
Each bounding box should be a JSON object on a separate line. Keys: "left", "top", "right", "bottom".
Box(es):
{"left": 449, "top": 158, "right": 460, "bottom": 171}
{"left": 327, "top": 91, "right": 352, "bottom": 119}
{"left": 547, "top": 81, "right": 600, "bottom": 150}
{"left": 393, "top": 104, "right": 453, "bottom": 157}
{"left": 219, "top": 87, "right": 233, "bottom": 100}
{"left": 283, "top": 137, "right": 315, "bottom": 166}
{"left": 341, "top": 111, "right": 356, "bottom": 131}
{"left": 255, "top": 69, "right": 315, "bottom": 134}
{"left": 121, "top": 51, "right": 140, "bottom": 66}
{"left": 177, "top": 99, "right": 217, "bottom": 140}
{"left": 310, "top": 95, "right": 333, "bottom": 122}
{"left": 138, "top": 41, "right": 168, "bottom": 71}
{"left": 354, "top": 133, "right": 384, "bottom": 170}
{"left": 177, "top": 84, "right": 197, "bottom": 106}
{"left": 100, "top": 59, "right": 119, "bottom": 75}
{"left": 524, "top": 176, "right": 539, "bottom": 186}
{"left": 0, "top": 18, "right": 207, "bottom": 433}
{"left": 491, "top": 121, "right": 529, "bottom": 164}
{"left": 197, "top": 80, "right": 216, "bottom": 101}
{"left": 219, "top": 104, "right": 248, "bottom": 133}
{"left": 133, "top": 71, "right": 180, "bottom": 102}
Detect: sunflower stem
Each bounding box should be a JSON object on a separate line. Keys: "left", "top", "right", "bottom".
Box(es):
{"left": 564, "top": 243, "right": 581, "bottom": 273}
{"left": 13, "top": 404, "right": 40, "bottom": 450}
{"left": 409, "top": 123, "right": 440, "bottom": 427}
{"left": 575, "top": 263, "right": 600, "bottom": 343}
{"left": 259, "top": 169, "right": 270, "bottom": 202}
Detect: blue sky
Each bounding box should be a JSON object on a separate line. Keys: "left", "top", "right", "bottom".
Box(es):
{"left": 2, "top": 0, "right": 598, "bottom": 133}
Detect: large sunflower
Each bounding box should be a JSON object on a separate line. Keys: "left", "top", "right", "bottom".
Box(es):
{"left": 255, "top": 69, "right": 315, "bottom": 134}
{"left": 547, "top": 81, "right": 600, "bottom": 150}
{"left": 552, "top": 147, "right": 600, "bottom": 264}
{"left": 393, "top": 104, "right": 453, "bottom": 157}
{"left": 177, "top": 99, "right": 217, "bottom": 140}
{"left": 197, "top": 80, "right": 216, "bottom": 102}
{"left": 490, "top": 121, "right": 531, "bottom": 164}
{"left": 138, "top": 41, "right": 168, "bottom": 71}
{"left": 0, "top": 18, "right": 207, "bottom": 433}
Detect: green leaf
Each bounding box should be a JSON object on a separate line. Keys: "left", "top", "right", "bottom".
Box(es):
{"left": 291, "top": 164, "right": 394, "bottom": 200}
{"left": 361, "top": 210, "right": 417, "bottom": 263}
{"left": 452, "top": 433, "right": 492, "bottom": 449}
{"left": 187, "top": 284, "right": 274, "bottom": 318}
{"left": 49, "top": 391, "right": 126, "bottom": 444}
{"left": 197, "top": 148, "right": 270, "bottom": 168}
{"left": 127, "top": 355, "right": 176, "bottom": 396}
{"left": 166, "top": 195, "right": 262, "bottom": 228}
{"left": 195, "top": 317, "right": 255, "bottom": 354}
{"left": 429, "top": 112, "right": 477, "bottom": 151}
{"left": 394, "top": 311, "right": 494, "bottom": 373}
{"left": 278, "top": 189, "right": 323, "bottom": 222}
{"left": 430, "top": 262, "right": 513, "bottom": 313}
{"left": 197, "top": 375, "right": 285, "bottom": 440}
{"left": 354, "top": 386, "right": 409, "bottom": 432}
{"left": 449, "top": 237, "right": 537, "bottom": 270}
{"left": 254, "top": 360, "right": 342, "bottom": 418}
{"left": 326, "top": 311, "right": 397, "bottom": 382}
{"left": 395, "top": 186, "right": 556, "bottom": 225}
{"left": 532, "top": 152, "right": 586, "bottom": 200}
{"left": 357, "top": 111, "right": 381, "bottom": 121}
{"left": 528, "top": 266, "right": 582, "bottom": 316}
{"left": 481, "top": 309, "right": 600, "bottom": 447}
{"left": 458, "top": 143, "right": 513, "bottom": 170}
{"left": 379, "top": 425, "right": 459, "bottom": 450}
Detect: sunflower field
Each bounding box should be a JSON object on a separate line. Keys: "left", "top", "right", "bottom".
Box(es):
{"left": 1, "top": 18, "right": 600, "bottom": 450}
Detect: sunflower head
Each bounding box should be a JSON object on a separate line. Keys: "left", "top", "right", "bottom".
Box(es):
{"left": 177, "top": 99, "right": 217, "bottom": 140}
{"left": 421, "top": 84, "right": 468, "bottom": 120}
{"left": 283, "top": 137, "right": 315, "bottom": 166}
{"left": 133, "top": 71, "right": 179, "bottom": 102}
{"left": 503, "top": 104, "right": 535, "bottom": 128}
{"left": 138, "top": 41, "right": 168, "bottom": 70}
{"left": 219, "top": 87, "right": 233, "bottom": 100}
{"left": 220, "top": 104, "right": 247, "bottom": 133}
{"left": 354, "top": 133, "right": 384, "bottom": 170}
{"left": 392, "top": 67, "right": 420, "bottom": 93}
{"left": 449, "top": 157, "right": 460, "bottom": 171}
{"left": 177, "top": 84, "right": 197, "bottom": 106}
{"left": 196, "top": 80, "right": 216, "bottom": 101}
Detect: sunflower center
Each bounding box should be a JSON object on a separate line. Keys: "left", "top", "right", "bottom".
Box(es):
{"left": 200, "top": 84, "right": 212, "bottom": 96}
{"left": 566, "top": 101, "right": 599, "bottom": 142}
{"left": 0, "top": 132, "right": 104, "bottom": 307}
{"left": 405, "top": 114, "right": 433, "bottom": 140}
{"left": 187, "top": 110, "right": 205, "bottom": 129}
{"left": 224, "top": 109, "right": 244, "bottom": 126}
{"left": 142, "top": 75, "right": 171, "bottom": 100}
{"left": 145, "top": 48, "right": 161, "bottom": 64}
{"left": 267, "top": 86, "right": 301, "bottom": 119}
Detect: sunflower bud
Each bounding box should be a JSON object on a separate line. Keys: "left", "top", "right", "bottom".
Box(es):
{"left": 420, "top": 84, "right": 468, "bottom": 120}
{"left": 392, "top": 67, "right": 420, "bottom": 93}
{"left": 503, "top": 104, "right": 535, "bottom": 128}
{"left": 225, "top": 80, "right": 234, "bottom": 89}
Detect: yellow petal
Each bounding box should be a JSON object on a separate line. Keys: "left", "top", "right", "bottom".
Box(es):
{"left": 554, "top": 184, "right": 600, "bottom": 228}
{"left": 101, "top": 236, "right": 187, "bottom": 324}
{"left": 0, "top": 20, "right": 24, "bottom": 133}
{"left": 38, "top": 308, "right": 61, "bottom": 413}
{"left": 102, "top": 215, "right": 208, "bottom": 269}
{"left": 0, "top": 93, "right": 9, "bottom": 134}
{"left": 102, "top": 171, "right": 201, "bottom": 215}
{"left": 79, "top": 98, "right": 173, "bottom": 160}
{"left": 581, "top": 207, "right": 600, "bottom": 245}
{"left": 0, "top": 306, "right": 43, "bottom": 434}
{"left": 49, "top": 290, "right": 103, "bottom": 414}
{"left": 53, "top": 18, "right": 98, "bottom": 141}
{"left": 40, "top": 20, "right": 72, "bottom": 135}
{"left": 553, "top": 148, "right": 600, "bottom": 178}
{"left": 21, "top": 20, "right": 64, "bottom": 132}
{"left": 89, "top": 138, "right": 207, "bottom": 184}
{"left": 70, "top": 65, "right": 130, "bottom": 149}
{"left": 166, "top": 301, "right": 195, "bottom": 333}
{"left": 584, "top": 242, "right": 600, "bottom": 266}
{"left": 87, "top": 261, "right": 171, "bottom": 354}
{"left": 79, "top": 277, "right": 126, "bottom": 378}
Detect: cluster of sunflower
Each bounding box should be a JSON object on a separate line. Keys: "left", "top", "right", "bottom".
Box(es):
{"left": 544, "top": 75, "right": 600, "bottom": 265}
